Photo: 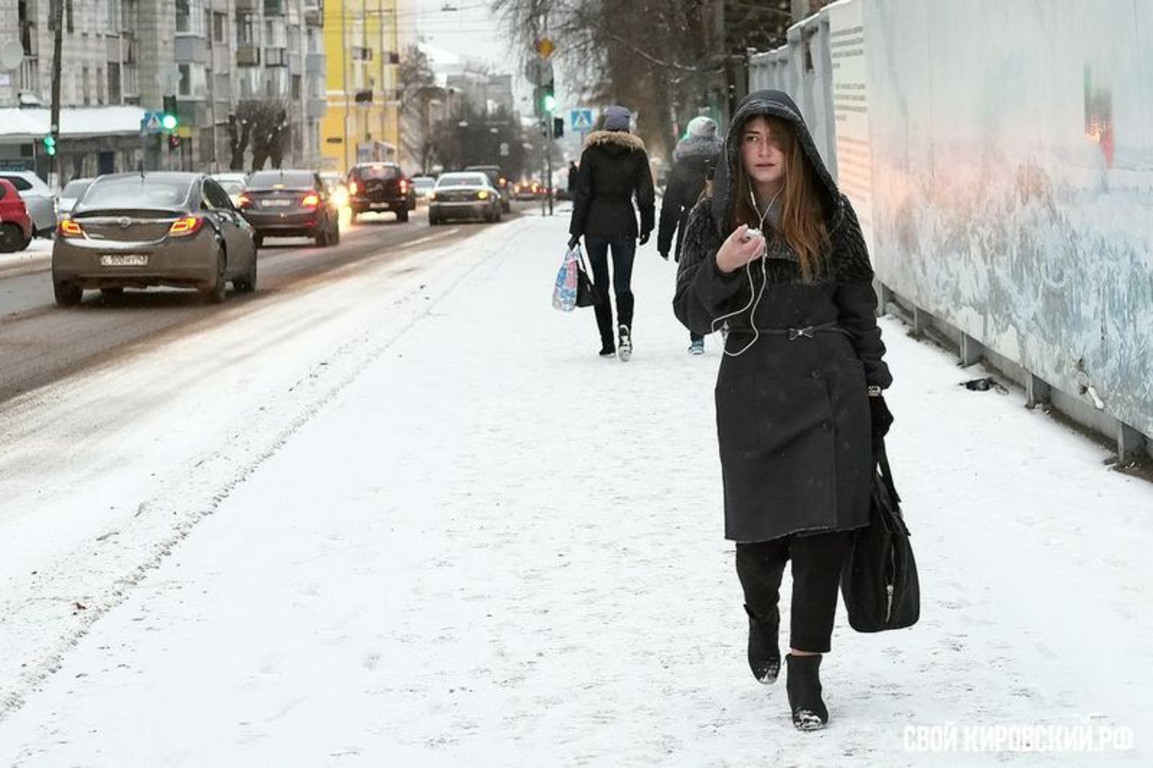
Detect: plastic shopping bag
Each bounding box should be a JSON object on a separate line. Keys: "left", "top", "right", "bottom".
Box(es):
{"left": 552, "top": 245, "right": 579, "bottom": 312}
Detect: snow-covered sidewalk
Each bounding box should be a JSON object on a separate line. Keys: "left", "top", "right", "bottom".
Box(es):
{"left": 1, "top": 211, "right": 1151, "bottom": 766}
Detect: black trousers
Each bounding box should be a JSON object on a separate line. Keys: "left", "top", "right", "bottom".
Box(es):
{"left": 585, "top": 235, "right": 636, "bottom": 347}
{"left": 735, "top": 530, "right": 853, "bottom": 653}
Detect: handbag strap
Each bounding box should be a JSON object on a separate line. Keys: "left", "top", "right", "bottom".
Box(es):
{"left": 574, "top": 244, "right": 593, "bottom": 274}
{"left": 875, "top": 440, "right": 901, "bottom": 506}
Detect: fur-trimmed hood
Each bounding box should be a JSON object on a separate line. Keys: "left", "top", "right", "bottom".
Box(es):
{"left": 673, "top": 134, "right": 723, "bottom": 166}
{"left": 711, "top": 90, "right": 841, "bottom": 232}
{"left": 584, "top": 130, "right": 646, "bottom": 154}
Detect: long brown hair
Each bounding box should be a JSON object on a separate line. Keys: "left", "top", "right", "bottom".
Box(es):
{"left": 728, "top": 116, "right": 829, "bottom": 280}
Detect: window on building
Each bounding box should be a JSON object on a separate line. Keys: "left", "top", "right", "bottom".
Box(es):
{"left": 97, "top": 66, "right": 105, "bottom": 104}
{"left": 176, "top": 0, "right": 191, "bottom": 33}
{"left": 292, "top": 75, "right": 301, "bottom": 100}
{"left": 82, "top": 66, "right": 90, "bottom": 105}
{"left": 108, "top": 62, "right": 121, "bottom": 103}
{"left": 213, "top": 12, "right": 226, "bottom": 44}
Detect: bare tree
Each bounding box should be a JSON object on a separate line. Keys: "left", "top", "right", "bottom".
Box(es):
{"left": 229, "top": 98, "right": 293, "bottom": 172}
{"left": 492, "top": 0, "right": 721, "bottom": 159}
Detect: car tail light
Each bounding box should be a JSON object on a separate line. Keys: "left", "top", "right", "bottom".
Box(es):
{"left": 168, "top": 216, "right": 205, "bottom": 237}
{"left": 399, "top": 179, "right": 409, "bottom": 193}
{"left": 301, "top": 193, "right": 320, "bottom": 208}
{"left": 236, "top": 194, "right": 251, "bottom": 208}
{"left": 58, "top": 219, "right": 84, "bottom": 238}
{"left": 349, "top": 181, "right": 359, "bottom": 194}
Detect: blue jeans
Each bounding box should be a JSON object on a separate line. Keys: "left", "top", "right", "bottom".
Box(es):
{"left": 585, "top": 236, "right": 636, "bottom": 347}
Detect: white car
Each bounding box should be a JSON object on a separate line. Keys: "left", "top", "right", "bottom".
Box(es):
{"left": 210, "top": 172, "right": 249, "bottom": 207}
{"left": 411, "top": 175, "right": 436, "bottom": 204}
{"left": 0, "top": 171, "right": 57, "bottom": 235}
{"left": 58, "top": 177, "right": 95, "bottom": 216}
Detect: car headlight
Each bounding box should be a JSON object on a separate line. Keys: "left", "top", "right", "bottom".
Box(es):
{"left": 478, "top": 190, "right": 490, "bottom": 200}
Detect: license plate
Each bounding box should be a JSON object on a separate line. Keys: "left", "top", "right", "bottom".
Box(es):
{"left": 370, "top": 202, "right": 389, "bottom": 209}
{"left": 263, "top": 199, "right": 292, "bottom": 207}
{"left": 100, "top": 254, "right": 149, "bottom": 267}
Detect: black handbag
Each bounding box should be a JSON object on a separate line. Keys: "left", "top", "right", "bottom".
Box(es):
{"left": 841, "top": 441, "right": 920, "bottom": 632}
{"left": 575, "top": 249, "right": 603, "bottom": 308}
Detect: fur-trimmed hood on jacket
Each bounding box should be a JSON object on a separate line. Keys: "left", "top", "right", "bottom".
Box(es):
{"left": 673, "top": 134, "right": 723, "bottom": 166}
{"left": 583, "top": 130, "right": 646, "bottom": 154}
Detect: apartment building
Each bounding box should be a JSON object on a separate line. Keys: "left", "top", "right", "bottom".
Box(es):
{"left": 0, "top": 0, "right": 327, "bottom": 181}
{"left": 319, "top": 0, "right": 408, "bottom": 174}
{"left": 0, "top": 0, "right": 147, "bottom": 182}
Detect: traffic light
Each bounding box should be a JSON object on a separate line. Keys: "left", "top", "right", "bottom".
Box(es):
{"left": 42, "top": 135, "right": 57, "bottom": 157}
{"left": 541, "top": 81, "right": 556, "bottom": 114}
{"left": 162, "top": 94, "right": 179, "bottom": 131}
{"left": 554, "top": 117, "right": 564, "bottom": 139}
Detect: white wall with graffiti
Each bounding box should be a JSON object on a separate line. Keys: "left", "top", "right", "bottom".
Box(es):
{"left": 751, "top": 0, "right": 1153, "bottom": 457}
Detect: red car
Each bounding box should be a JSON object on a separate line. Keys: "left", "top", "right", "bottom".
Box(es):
{"left": 0, "top": 178, "right": 34, "bottom": 253}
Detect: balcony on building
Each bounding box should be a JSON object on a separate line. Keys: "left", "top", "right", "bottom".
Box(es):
{"left": 306, "top": 52, "right": 325, "bottom": 76}
{"left": 236, "top": 0, "right": 260, "bottom": 12}
{"left": 19, "top": 57, "right": 40, "bottom": 98}
{"left": 265, "top": 46, "right": 289, "bottom": 68}
{"left": 237, "top": 44, "right": 261, "bottom": 67}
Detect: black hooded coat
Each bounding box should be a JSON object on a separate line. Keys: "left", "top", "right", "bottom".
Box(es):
{"left": 673, "top": 90, "right": 892, "bottom": 543}
{"left": 569, "top": 130, "right": 655, "bottom": 240}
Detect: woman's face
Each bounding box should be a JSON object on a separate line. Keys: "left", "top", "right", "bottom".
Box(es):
{"left": 739, "top": 116, "right": 788, "bottom": 192}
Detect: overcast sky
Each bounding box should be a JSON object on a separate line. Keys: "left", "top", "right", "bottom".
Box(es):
{"left": 414, "top": 0, "right": 511, "bottom": 71}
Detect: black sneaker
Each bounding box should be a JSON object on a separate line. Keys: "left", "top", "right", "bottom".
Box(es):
{"left": 599, "top": 344, "right": 615, "bottom": 358}
{"left": 617, "top": 325, "right": 632, "bottom": 362}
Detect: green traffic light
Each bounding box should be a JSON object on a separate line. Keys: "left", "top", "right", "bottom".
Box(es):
{"left": 161, "top": 114, "right": 178, "bottom": 131}
{"left": 43, "top": 135, "right": 57, "bottom": 156}
{"left": 543, "top": 94, "right": 556, "bottom": 113}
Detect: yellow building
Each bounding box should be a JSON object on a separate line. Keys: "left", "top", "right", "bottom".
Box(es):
{"left": 320, "top": 0, "right": 406, "bottom": 174}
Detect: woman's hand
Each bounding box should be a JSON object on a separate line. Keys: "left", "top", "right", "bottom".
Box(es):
{"left": 715, "top": 224, "right": 766, "bottom": 274}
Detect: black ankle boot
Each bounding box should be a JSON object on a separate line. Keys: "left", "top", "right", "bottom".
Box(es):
{"left": 744, "top": 604, "right": 780, "bottom": 684}
{"left": 786, "top": 654, "right": 828, "bottom": 731}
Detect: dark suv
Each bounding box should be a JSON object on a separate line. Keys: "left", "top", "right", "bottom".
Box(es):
{"left": 347, "top": 162, "right": 415, "bottom": 222}
{"left": 463, "top": 165, "right": 511, "bottom": 212}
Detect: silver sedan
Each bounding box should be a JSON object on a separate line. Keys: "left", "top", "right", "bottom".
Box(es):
{"left": 51, "top": 172, "right": 257, "bottom": 306}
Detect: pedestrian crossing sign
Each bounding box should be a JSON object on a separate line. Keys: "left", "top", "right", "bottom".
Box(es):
{"left": 570, "top": 109, "right": 594, "bottom": 131}
{"left": 141, "top": 111, "right": 163, "bottom": 134}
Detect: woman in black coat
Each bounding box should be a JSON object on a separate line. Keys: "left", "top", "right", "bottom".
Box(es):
{"left": 657, "top": 115, "right": 724, "bottom": 354}
{"left": 673, "top": 90, "right": 893, "bottom": 731}
{"left": 568, "top": 105, "right": 656, "bottom": 361}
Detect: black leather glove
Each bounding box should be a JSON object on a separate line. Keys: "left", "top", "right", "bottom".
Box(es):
{"left": 658, "top": 250, "right": 669, "bottom": 261}
{"left": 869, "top": 394, "right": 893, "bottom": 451}
{"left": 567, "top": 235, "right": 580, "bottom": 250}
{"left": 638, "top": 231, "right": 651, "bottom": 246}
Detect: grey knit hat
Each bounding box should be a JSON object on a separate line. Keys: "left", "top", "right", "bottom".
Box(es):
{"left": 686, "top": 116, "right": 718, "bottom": 139}
{"left": 603, "top": 105, "right": 632, "bottom": 132}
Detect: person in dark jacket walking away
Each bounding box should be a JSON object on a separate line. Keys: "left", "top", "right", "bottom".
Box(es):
{"left": 568, "top": 105, "right": 656, "bottom": 361}
{"left": 658, "top": 116, "right": 724, "bottom": 355}
{"left": 673, "top": 90, "right": 893, "bottom": 731}
{"left": 566, "top": 160, "right": 580, "bottom": 198}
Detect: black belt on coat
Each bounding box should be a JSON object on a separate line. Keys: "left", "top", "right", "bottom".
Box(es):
{"left": 726, "top": 321, "right": 847, "bottom": 341}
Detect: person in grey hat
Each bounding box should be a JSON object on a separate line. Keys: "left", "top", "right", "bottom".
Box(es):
{"left": 568, "top": 104, "right": 656, "bottom": 361}
{"left": 658, "top": 115, "right": 724, "bottom": 354}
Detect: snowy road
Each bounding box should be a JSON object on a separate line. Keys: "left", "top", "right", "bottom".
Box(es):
{"left": 0, "top": 206, "right": 514, "bottom": 403}
{"left": 0, "top": 210, "right": 1150, "bottom": 766}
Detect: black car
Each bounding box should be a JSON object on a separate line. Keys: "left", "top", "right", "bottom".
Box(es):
{"left": 347, "top": 163, "right": 415, "bottom": 223}
{"left": 237, "top": 169, "right": 340, "bottom": 248}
